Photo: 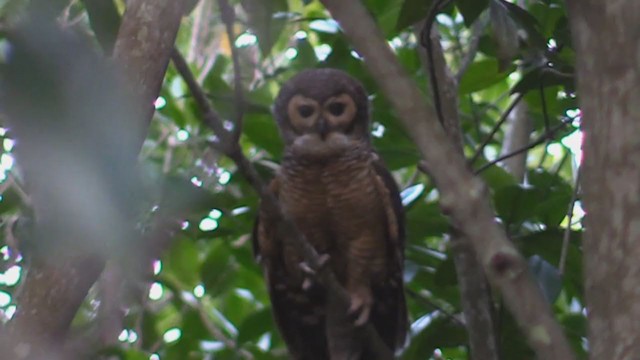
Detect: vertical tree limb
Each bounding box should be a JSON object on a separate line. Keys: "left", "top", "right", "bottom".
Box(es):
{"left": 566, "top": 1, "right": 640, "bottom": 358}
{"left": 113, "top": 0, "right": 189, "bottom": 145}
{"left": 319, "top": 1, "right": 575, "bottom": 358}
{"left": 2, "top": 2, "right": 189, "bottom": 359}
{"left": 419, "top": 24, "right": 500, "bottom": 360}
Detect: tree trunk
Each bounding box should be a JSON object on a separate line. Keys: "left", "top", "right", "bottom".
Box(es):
{"left": 500, "top": 102, "right": 532, "bottom": 182}
{"left": 566, "top": 2, "right": 640, "bottom": 358}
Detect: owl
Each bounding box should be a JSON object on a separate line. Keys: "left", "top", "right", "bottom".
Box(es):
{"left": 253, "top": 68, "right": 407, "bottom": 359}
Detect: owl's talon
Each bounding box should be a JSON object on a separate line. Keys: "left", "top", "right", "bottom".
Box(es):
{"left": 347, "top": 287, "right": 373, "bottom": 326}
{"left": 298, "top": 254, "right": 331, "bottom": 276}
{"left": 302, "top": 278, "right": 313, "bottom": 290}
{"left": 299, "top": 254, "right": 331, "bottom": 290}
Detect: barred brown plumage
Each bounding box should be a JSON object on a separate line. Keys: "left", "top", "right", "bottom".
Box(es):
{"left": 253, "top": 69, "right": 407, "bottom": 359}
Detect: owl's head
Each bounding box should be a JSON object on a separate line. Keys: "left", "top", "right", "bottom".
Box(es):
{"left": 273, "top": 68, "right": 370, "bottom": 158}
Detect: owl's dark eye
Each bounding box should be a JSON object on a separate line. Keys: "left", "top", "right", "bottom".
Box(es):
{"left": 327, "top": 102, "right": 346, "bottom": 116}
{"left": 298, "top": 105, "right": 315, "bottom": 118}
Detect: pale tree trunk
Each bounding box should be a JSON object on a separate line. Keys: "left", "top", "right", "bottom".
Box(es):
{"left": 566, "top": 2, "right": 640, "bottom": 358}
{"left": 500, "top": 102, "right": 532, "bottom": 182}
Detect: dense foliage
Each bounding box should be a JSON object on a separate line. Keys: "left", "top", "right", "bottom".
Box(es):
{"left": 0, "top": 0, "right": 583, "bottom": 359}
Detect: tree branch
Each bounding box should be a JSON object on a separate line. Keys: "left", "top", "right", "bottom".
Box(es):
{"left": 418, "top": 23, "right": 500, "bottom": 360}
{"left": 217, "top": 0, "right": 244, "bottom": 144}
{"left": 319, "top": 0, "right": 575, "bottom": 358}
{"left": 475, "top": 118, "right": 572, "bottom": 174}
{"left": 456, "top": 16, "right": 489, "bottom": 82}
{"left": 2, "top": 2, "right": 189, "bottom": 358}
{"left": 470, "top": 93, "right": 525, "bottom": 165}
{"left": 559, "top": 169, "right": 581, "bottom": 276}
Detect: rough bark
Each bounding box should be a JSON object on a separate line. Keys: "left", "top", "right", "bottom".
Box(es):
{"left": 2, "top": 2, "right": 188, "bottom": 358}
{"left": 113, "top": 0, "right": 188, "bottom": 144}
{"left": 566, "top": 2, "right": 640, "bottom": 358}
{"left": 319, "top": 0, "right": 575, "bottom": 358}
{"left": 421, "top": 26, "right": 500, "bottom": 360}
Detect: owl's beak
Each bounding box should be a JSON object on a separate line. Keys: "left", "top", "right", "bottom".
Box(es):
{"left": 317, "top": 118, "right": 329, "bottom": 140}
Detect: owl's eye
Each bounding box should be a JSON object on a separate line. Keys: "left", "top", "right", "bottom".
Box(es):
{"left": 298, "top": 105, "right": 315, "bottom": 118}
{"left": 327, "top": 102, "right": 346, "bottom": 116}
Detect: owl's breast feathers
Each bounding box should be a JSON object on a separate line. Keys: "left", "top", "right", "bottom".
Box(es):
{"left": 254, "top": 143, "right": 407, "bottom": 357}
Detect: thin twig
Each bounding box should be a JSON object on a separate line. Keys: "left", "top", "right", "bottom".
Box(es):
{"left": 217, "top": 0, "right": 244, "bottom": 143}
{"left": 559, "top": 169, "right": 581, "bottom": 275}
{"left": 470, "top": 92, "right": 525, "bottom": 164}
{"left": 456, "top": 15, "right": 489, "bottom": 82}
{"left": 475, "top": 118, "right": 573, "bottom": 174}
{"left": 420, "top": 0, "right": 455, "bottom": 126}
{"left": 539, "top": 76, "right": 551, "bottom": 133}
{"left": 406, "top": 288, "right": 464, "bottom": 327}
{"left": 170, "top": 49, "right": 229, "bottom": 142}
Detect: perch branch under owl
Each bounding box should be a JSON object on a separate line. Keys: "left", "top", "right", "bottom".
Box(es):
{"left": 319, "top": 0, "right": 575, "bottom": 359}
{"left": 170, "top": 49, "right": 395, "bottom": 359}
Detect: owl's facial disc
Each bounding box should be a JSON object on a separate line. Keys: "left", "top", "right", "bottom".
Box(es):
{"left": 287, "top": 95, "right": 320, "bottom": 130}
{"left": 286, "top": 93, "right": 357, "bottom": 139}
{"left": 322, "top": 94, "right": 357, "bottom": 134}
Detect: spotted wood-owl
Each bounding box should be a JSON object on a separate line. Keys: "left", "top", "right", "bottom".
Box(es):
{"left": 253, "top": 68, "right": 407, "bottom": 359}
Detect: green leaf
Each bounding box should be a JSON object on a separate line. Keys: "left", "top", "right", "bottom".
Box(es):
{"left": 158, "top": 174, "right": 218, "bottom": 216}
{"left": 395, "top": 0, "right": 432, "bottom": 31}
{"left": 434, "top": 256, "right": 457, "bottom": 287}
{"left": 456, "top": 0, "right": 489, "bottom": 27}
{"left": 535, "top": 192, "right": 571, "bottom": 226}
{"left": 403, "top": 316, "right": 467, "bottom": 358}
{"left": 406, "top": 200, "right": 449, "bottom": 242}
{"left": 141, "top": 310, "right": 161, "bottom": 349}
{"left": 163, "top": 238, "right": 201, "bottom": 288}
{"left": 200, "top": 241, "right": 236, "bottom": 294}
{"left": 494, "top": 184, "right": 540, "bottom": 225}
{"left": 458, "top": 59, "right": 514, "bottom": 94}
{"left": 241, "top": 0, "right": 288, "bottom": 56}
{"left": 237, "top": 308, "right": 275, "bottom": 344}
{"left": 81, "top": 0, "right": 121, "bottom": 55}
{"left": 0, "top": 187, "right": 21, "bottom": 214}
{"left": 478, "top": 164, "right": 517, "bottom": 192}
{"left": 165, "top": 310, "right": 210, "bottom": 358}
{"left": 511, "top": 66, "right": 575, "bottom": 95}
{"left": 243, "top": 113, "right": 284, "bottom": 157}
{"left": 489, "top": 0, "right": 519, "bottom": 70}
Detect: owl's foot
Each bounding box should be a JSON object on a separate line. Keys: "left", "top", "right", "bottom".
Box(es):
{"left": 299, "top": 254, "right": 331, "bottom": 290}
{"left": 347, "top": 286, "right": 373, "bottom": 326}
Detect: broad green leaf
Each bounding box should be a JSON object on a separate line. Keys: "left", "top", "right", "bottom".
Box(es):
{"left": 237, "top": 308, "right": 275, "bottom": 344}
{"left": 163, "top": 238, "right": 201, "bottom": 288}
{"left": 243, "top": 113, "right": 284, "bottom": 157}
{"left": 200, "top": 241, "right": 236, "bottom": 295}
{"left": 457, "top": 0, "right": 489, "bottom": 27}
{"left": 494, "top": 184, "right": 540, "bottom": 225}
{"left": 489, "top": 0, "right": 519, "bottom": 70}
{"left": 458, "top": 59, "right": 514, "bottom": 94}
{"left": 402, "top": 316, "right": 467, "bottom": 358}
{"left": 241, "top": 0, "right": 288, "bottom": 56}
{"left": 512, "top": 66, "right": 575, "bottom": 95}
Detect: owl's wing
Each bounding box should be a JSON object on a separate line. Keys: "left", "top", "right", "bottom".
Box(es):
{"left": 252, "top": 178, "right": 329, "bottom": 360}
{"left": 368, "top": 154, "right": 408, "bottom": 352}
